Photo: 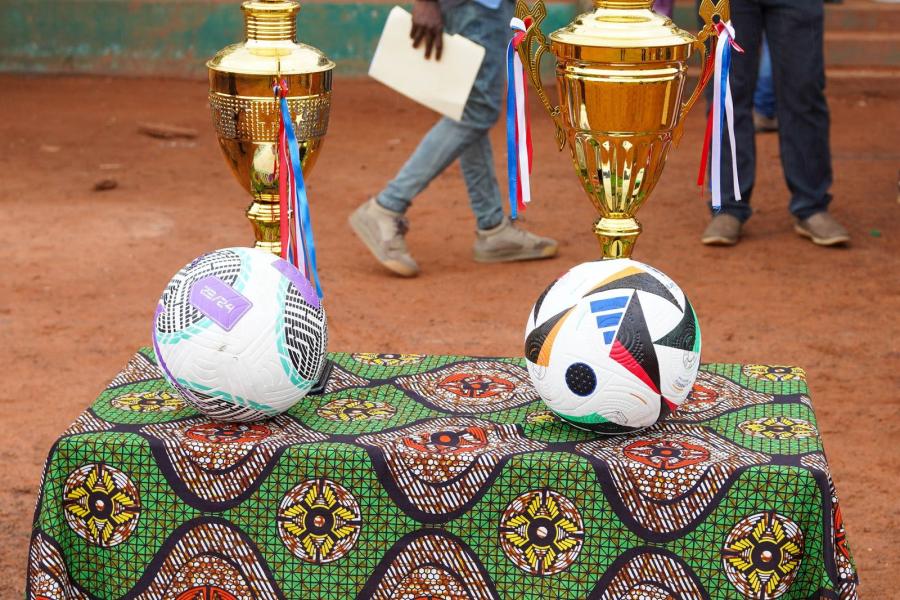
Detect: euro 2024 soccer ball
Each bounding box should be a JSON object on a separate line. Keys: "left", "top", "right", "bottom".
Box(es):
{"left": 152, "top": 247, "right": 327, "bottom": 422}
{"left": 524, "top": 259, "right": 701, "bottom": 434}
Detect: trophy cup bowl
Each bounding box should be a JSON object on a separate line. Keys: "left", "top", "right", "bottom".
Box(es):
{"left": 515, "top": 0, "right": 727, "bottom": 258}
{"left": 208, "top": 0, "right": 334, "bottom": 255}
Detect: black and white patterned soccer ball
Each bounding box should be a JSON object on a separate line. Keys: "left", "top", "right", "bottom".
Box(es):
{"left": 524, "top": 259, "right": 701, "bottom": 434}
{"left": 152, "top": 247, "right": 327, "bottom": 422}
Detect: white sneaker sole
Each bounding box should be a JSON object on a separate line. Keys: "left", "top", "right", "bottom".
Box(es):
{"left": 473, "top": 244, "right": 558, "bottom": 263}
{"left": 701, "top": 234, "right": 739, "bottom": 246}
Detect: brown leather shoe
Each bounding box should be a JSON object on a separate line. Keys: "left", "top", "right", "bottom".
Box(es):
{"left": 701, "top": 214, "right": 742, "bottom": 246}
{"left": 794, "top": 212, "right": 850, "bottom": 246}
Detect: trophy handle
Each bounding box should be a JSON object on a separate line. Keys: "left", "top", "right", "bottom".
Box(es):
{"left": 514, "top": 0, "right": 566, "bottom": 150}
{"left": 672, "top": 0, "right": 729, "bottom": 146}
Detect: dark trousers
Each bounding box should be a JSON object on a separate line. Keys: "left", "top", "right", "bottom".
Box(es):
{"left": 714, "top": 0, "right": 833, "bottom": 222}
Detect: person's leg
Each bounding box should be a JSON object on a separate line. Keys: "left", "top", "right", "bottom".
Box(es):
{"left": 460, "top": 0, "right": 556, "bottom": 260}
{"left": 377, "top": 1, "right": 500, "bottom": 216}
{"left": 459, "top": 136, "right": 505, "bottom": 229}
{"left": 376, "top": 119, "right": 483, "bottom": 214}
{"left": 359, "top": 0, "right": 556, "bottom": 268}
{"left": 456, "top": 0, "right": 510, "bottom": 230}
{"left": 753, "top": 36, "right": 776, "bottom": 119}
{"left": 712, "top": 0, "right": 763, "bottom": 223}
{"left": 763, "top": 0, "right": 833, "bottom": 220}
{"left": 353, "top": 109, "right": 481, "bottom": 276}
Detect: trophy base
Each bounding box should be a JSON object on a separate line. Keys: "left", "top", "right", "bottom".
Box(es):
{"left": 254, "top": 240, "right": 282, "bottom": 255}
{"left": 246, "top": 196, "right": 282, "bottom": 256}
{"left": 595, "top": 216, "right": 641, "bottom": 260}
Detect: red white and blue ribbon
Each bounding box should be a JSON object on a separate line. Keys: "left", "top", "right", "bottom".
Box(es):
{"left": 698, "top": 20, "right": 744, "bottom": 209}
{"left": 506, "top": 17, "right": 533, "bottom": 220}
{"left": 276, "top": 79, "right": 322, "bottom": 299}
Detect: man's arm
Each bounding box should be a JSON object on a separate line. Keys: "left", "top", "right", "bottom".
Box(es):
{"left": 410, "top": 0, "right": 443, "bottom": 60}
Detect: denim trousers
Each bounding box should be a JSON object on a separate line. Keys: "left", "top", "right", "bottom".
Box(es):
{"left": 713, "top": 0, "right": 833, "bottom": 222}
{"left": 376, "top": 0, "right": 512, "bottom": 230}
{"left": 753, "top": 36, "right": 776, "bottom": 118}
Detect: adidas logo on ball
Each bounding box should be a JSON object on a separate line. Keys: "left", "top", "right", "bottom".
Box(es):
{"left": 524, "top": 259, "right": 701, "bottom": 434}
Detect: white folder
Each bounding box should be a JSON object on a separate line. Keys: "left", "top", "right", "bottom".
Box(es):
{"left": 368, "top": 6, "right": 486, "bottom": 121}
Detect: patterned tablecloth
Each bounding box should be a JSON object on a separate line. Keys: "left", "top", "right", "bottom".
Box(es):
{"left": 28, "top": 349, "right": 859, "bottom": 599}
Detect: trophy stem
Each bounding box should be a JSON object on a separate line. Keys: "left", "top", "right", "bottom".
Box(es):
{"left": 595, "top": 216, "right": 641, "bottom": 259}
{"left": 246, "top": 194, "right": 282, "bottom": 255}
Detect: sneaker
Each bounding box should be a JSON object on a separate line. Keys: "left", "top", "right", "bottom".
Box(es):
{"left": 473, "top": 218, "right": 558, "bottom": 263}
{"left": 794, "top": 212, "right": 850, "bottom": 246}
{"left": 701, "top": 214, "right": 743, "bottom": 246}
{"left": 349, "top": 198, "right": 419, "bottom": 277}
{"left": 753, "top": 111, "right": 778, "bottom": 133}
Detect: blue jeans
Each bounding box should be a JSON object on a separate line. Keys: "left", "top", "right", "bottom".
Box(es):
{"left": 376, "top": 0, "right": 511, "bottom": 230}
{"left": 712, "top": 0, "right": 833, "bottom": 222}
{"left": 753, "top": 37, "right": 776, "bottom": 118}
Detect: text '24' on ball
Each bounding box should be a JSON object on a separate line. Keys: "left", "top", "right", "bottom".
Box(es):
{"left": 152, "top": 247, "right": 328, "bottom": 422}
{"left": 524, "top": 259, "right": 701, "bottom": 434}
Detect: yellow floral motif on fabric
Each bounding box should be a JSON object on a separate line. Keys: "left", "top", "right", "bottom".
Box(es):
{"left": 111, "top": 390, "right": 185, "bottom": 412}
{"left": 317, "top": 398, "right": 396, "bottom": 422}
{"left": 742, "top": 365, "right": 807, "bottom": 382}
{"left": 63, "top": 464, "right": 141, "bottom": 547}
{"left": 277, "top": 479, "right": 361, "bottom": 564}
{"left": 739, "top": 416, "right": 817, "bottom": 440}
{"left": 351, "top": 353, "right": 426, "bottom": 366}
{"left": 722, "top": 512, "right": 805, "bottom": 598}
{"left": 500, "top": 490, "right": 584, "bottom": 575}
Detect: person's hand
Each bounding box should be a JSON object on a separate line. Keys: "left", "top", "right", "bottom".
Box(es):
{"left": 410, "top": 0, "right": 443, "bottom": 61}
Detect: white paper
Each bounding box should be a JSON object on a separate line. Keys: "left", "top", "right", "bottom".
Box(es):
{"left": 368, "top": 6, "right": 486, "bottom": 121}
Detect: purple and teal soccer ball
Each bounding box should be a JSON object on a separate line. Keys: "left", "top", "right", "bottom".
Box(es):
{"left": 152, "top": 247, "right": 327, "bottom": 422}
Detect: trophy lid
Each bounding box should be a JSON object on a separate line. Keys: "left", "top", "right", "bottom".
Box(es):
{"left": 551, "top": 0, "right": 697, "bottom": 62}
{"left": 207, "top": 0, "right": 335, "bottom": 76}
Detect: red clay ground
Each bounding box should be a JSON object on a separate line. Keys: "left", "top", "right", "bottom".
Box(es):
{"left": 1, "top": 74, "right": 898, "bottom": 597}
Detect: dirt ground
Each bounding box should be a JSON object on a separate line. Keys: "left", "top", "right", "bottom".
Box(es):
{"left": 1, "top": 74, "right": 897, "bottom": 597}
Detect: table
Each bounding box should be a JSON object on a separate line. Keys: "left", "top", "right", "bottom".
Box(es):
{"left": 27, "top": 349, "right": 859, "bottom": 599}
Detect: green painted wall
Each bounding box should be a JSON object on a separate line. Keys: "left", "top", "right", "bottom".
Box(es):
{"left": 0, "top": 0, "right": 700, "bottom": 77}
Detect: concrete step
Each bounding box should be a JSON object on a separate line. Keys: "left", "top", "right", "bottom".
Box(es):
{"left": 825, "top": 2, "right": 900, "bottom": 33}
{"left": 826, "top": 30, "right": 900, "bottom": 68}
{"left": 827, "top": 66, "right": 900, "bottom": 78}
{"left": 672, "top": 0, "right": 900, "bottom": 33}
{"left": 673, "top": 1, "right": 900, "bottom": 70}
{"left": 672, "top": 0, "right": 900, "bottom": 31}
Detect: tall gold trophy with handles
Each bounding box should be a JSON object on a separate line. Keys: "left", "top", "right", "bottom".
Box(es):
{"left": 515, "top": 0, "right": 727, "bottom": 258}
{"left": 208, "top": 0, "right": 334, "bottom": 254}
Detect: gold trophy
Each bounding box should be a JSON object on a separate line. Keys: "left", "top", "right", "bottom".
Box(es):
{"left": 208, "top": 0, "right": 334, "bottom": 254}
{"left": 515, "top": 0, "right": 727, "bottom": 258}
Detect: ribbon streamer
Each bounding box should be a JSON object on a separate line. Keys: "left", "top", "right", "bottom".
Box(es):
{"left": 276, "top": 80, "right": 323, "bottom": 298}
{"left": 506, "top": 17, "right": 533, "bottom": 220}
{"left": 698, "top": 20, "right": 743, "bottom": 209}
{"left": 277, "top": 91, "right": 301, "bottom": 275}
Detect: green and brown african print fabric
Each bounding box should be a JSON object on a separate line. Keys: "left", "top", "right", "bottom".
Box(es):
{"left": 27, "top": 349, "right": 858, "bottom": 599}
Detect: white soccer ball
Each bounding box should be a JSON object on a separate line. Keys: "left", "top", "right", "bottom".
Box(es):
{"left": 152, "top": 247, "right": 327, "bottom": 422}
{"left": 524, "top": 259, "right": 700, "bottom": 434}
